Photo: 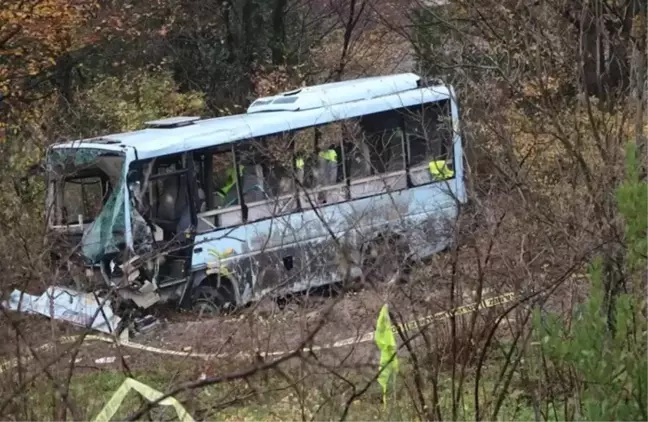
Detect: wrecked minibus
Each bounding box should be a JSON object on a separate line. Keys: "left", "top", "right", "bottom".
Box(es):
{"left": 45, "top": 73, "right": 466, "bottom": 313}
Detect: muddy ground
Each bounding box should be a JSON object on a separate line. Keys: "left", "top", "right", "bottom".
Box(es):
{"left": 0, "top": 264, "right": 584, "bottom": 383}
{"left": 1, "top": 277, "right": 456, "bottom": 374}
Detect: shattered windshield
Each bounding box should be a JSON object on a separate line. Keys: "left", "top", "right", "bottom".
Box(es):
{"left": 56, "top": 175, "right": 106, "bottom": 224}
{"left": 47, "top": 147, "right": 128, "bottom": 263}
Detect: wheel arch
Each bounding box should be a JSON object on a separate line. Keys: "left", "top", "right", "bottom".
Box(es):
{"left": 180, "top": 269, "right": 241, "bottom": 308}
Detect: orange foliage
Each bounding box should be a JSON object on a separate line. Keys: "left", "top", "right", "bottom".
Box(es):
{"left": 0, "top": 0, "right": 97, "bottom": 99}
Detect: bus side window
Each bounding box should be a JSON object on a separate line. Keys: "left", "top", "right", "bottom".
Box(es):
{"left": 404, "top": 100, "right": 454, "bottom": 185}
{"left": 361, "top": 110, "right": 405, "bottom": 174}
{"left": 255, "top": 135, "right": 294, "bottom": 199}
{"left": 211, "top": 148, "right": 239, "bottom": 208}
{"left": 338, "top": 119, "right": 371, "bottom": 180}
{"left": 345, "top": 138, "right": 371, "bottom": 179}
{"left": 235, "top": 135, "right": 296, "bottom": 208}
{"left": 292, "top": 128, "right": 317, "bottom": 189}
{"left": 236, "top": 145, "right": 265, "bottom": 204}
{"left": 142, "top": 154, "right": 192, "bottom": 239}
{"left": 315, "top": 122, "right": 344, "bottom": 186}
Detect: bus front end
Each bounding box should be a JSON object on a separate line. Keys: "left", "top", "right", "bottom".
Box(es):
{"left": 45, "top": 144, "right": 133, "bottom": 290}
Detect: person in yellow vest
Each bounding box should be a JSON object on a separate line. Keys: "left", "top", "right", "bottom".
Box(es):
{"left": 295, "top": 156, "right": 306, "bottom": 186}
{"left": 215, "top": 164, "right": 244, "bottom": 206}
{"left": 319, "top": 148, "right": 337, "bottom": 164}
{"left": 295, "top": 157, "right": 305, "bottom": 170}
{"left": 319, "top": 146, "right": 338, "bottom": 185}
{"left": 428, "top": 159, "right": 454, "bottom": 181}
{"left": 294, "top": 147, "right": 338, "bottom": 187}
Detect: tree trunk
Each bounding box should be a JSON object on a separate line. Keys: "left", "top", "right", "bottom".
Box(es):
{"left": 271, "top": 0, "right": 288, "bottom": 65}
{"left": 54, "top": 53, "right": 75, "bottom": 112}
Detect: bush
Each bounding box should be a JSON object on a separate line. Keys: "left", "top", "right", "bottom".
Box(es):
{"left": 533, "top": 142, "right": 647, "bottom": 421}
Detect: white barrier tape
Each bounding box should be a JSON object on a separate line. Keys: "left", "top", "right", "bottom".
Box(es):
{"left": 93, "top": 377, "right": 194, "bottom": 422}
{"left": 0, "top": 292, "right": 516, "bottom": 374}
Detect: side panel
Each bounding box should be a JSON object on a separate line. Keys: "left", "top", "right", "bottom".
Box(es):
{"left": 191, "top": 179, "right": 461, "bottom": 304}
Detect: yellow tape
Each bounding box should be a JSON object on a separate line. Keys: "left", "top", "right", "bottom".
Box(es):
{"left": 396, "top": 292, "right": 515, "bottom": 334}
{"left": 0, "top": 292, "right": 516, "bottom": 374}
{"left": 94, "top": 377, "right": 194, "bottom": 422}
{"left": 0, "top": 335, "right": 79, "bottom": 374}
{"left": 300, "top": 292, "right": 517, "bottom": 352}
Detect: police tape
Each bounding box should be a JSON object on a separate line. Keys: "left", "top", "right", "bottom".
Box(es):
{"left": 0, "top": 292, "right": 516, "bottom": 374}
{"left": 396, "top": 291, "right": 516, "bottom": 334}
{"left": 93, "top": 377, "right": 194, "bottom": 422}
{"left": 305, "top": 291, "right": 517, "bottom": 351}
{"left": 0, "top": 335, "right": 83, "bottom": 374}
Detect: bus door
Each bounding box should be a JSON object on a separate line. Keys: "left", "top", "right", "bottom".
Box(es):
{"left": 134, "top": 152, "right": 200, "bottom": 287}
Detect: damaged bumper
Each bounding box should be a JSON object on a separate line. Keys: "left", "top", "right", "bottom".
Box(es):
{"left": 2, "top": 285, "right": 164, "bottom": 339}
{"left": 3, "top": 286, "right": 123, "bottom": 336}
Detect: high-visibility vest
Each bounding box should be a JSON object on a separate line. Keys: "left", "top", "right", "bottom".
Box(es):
{"left": 217, "top": 165, "right": 244, "bottom": 198}
{"left": 295, "top": 157, "right": 305, "bottom": 169}
{"left": 319, "top": 149, "right": 337, "bottom": 163}
{"left": 295, "top": 151, "right": 336, "bottom": 169}
{"left": 429, "top": 160, "right": 454, "bottom": 181}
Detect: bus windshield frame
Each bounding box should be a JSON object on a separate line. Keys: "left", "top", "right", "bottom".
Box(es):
{"left": 46, "top": 146, "right": 133, "bottom": 263}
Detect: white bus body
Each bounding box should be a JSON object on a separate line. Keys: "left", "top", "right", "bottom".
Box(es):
{"left": 45, "top": 73, "right": 466, "bottom": 310}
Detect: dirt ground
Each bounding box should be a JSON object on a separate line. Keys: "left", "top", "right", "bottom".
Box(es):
{"left": 0, "top": 279, "right": 444, "bottom": 375}
{"left": 0, "top": 268, "right": 583, "bottom": 383}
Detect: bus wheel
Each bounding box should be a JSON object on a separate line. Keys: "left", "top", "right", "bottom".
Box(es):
{"left": 192, "top": 280, "right": 236, "bottom": 317}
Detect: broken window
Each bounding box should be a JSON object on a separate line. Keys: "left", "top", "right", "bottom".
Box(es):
{"left": 291, "top": 123, "right": 350, "bottom": 190}
{"left": 404, "top": 100, "right": 454, "bottom": 185}
{"left": 235, "top": 134, "right": 299, "bottom": 221}
{"left": 233, "top": 146, "right": 257, "bottom": 205}
{"left": 81, "top": 176, "right": 128, "bottom": 263}
{"left": 60, "top": 176, "right": 108, "bottom": 224}
{"left": 361, "top": 110, "right": 406, "bottom": 174}
{"left": 211, "top": 148, "right": 239, "bottom": 208}
{"left": 48, "top": 149, "right": 121, "bottom": 226}
{"left": 344, "top": 137, "right": 372, "bottom": 179}
{"left": 133, "top": 154, "right": 193, "bottom": 240}
{"left": 236, "top": 140, "right": 283, "bottom": 205}
{"left": 46, "top": 148, "right": 128, "bottom": 264}
{"left": 257, "top": 134, "right": 295, "bottom": 198}
{"left": 314, "top": 119, "right": 364, "bottom": 182}
{"left": 190, "top": 147, "right": 245, "bottom": 231}
{"left": 291, "top": 128, "right": 317, "bottom": 189}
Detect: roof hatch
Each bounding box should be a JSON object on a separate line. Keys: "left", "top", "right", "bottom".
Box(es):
{"left": 144, "top": 116, "right": 201, "bottom": 128}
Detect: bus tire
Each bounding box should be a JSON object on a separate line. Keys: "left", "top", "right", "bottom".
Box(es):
{"left": 191, "top": 277, "right": 236, "bottom": 316}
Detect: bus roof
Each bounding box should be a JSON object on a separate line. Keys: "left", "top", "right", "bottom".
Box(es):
{"left": 52, "top": 74, "right": 454, "bottom": 160}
